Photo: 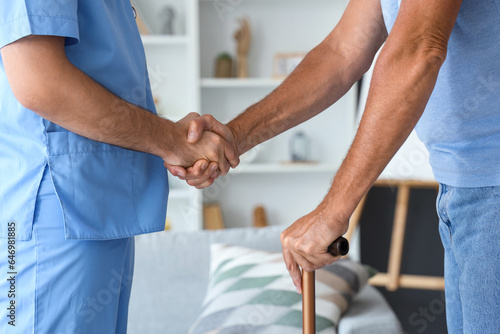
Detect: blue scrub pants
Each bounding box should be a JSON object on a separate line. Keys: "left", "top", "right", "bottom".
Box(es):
{"left": 437, "top": 184, "right": 500, "bottom": 333}
{"left": 0, "top": 170, "right": 134, "bottom": 333}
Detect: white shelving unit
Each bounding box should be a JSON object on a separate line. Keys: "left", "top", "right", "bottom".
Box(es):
{"left": 200, "top": 78, "right": 283, "bottom": 88}
{"left": 232, "top": 163, "right": 339, "bottom": 174}
{"left": 139, "top": 0, "right": 354, "bottom": 229}
{"left": 141, "top": 35, "right": 190, "bottom": 46}
{"left": 199, "top": 0, "right": 355, "bottom": 228}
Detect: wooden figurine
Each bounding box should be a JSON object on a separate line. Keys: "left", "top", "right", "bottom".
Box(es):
{"left": 203, "top": 204, "right": 225, "bottom": 230}
{"left": 253, "top": 206, "right": 268, "bottom": 228}
{"left": 234, "top": 17, "right": 251, "bottom": 78}
{"left": 159, "top": 6, "right": 176, "bottom": 35}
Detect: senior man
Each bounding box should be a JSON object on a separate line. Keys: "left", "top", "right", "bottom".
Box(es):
{"left": 168, "top": 0, "right": 500, "bottom": 332}
{"left": 0, "top": 1, "right": 237, "bottom": 333}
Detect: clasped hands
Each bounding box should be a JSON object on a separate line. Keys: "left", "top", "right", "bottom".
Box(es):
{"left": 164, "top": 112, "right": 238, "bottom": 188}
{"left": 164, "top": 112, "right": 348, "bottom": 293}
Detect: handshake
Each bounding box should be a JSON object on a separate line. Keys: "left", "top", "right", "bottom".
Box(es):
{"left": 162, "top": 112, "right": 243, "bottom": 189}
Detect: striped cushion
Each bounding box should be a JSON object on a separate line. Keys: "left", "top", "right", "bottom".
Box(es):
{"left": 189, "top": 244, "right": 374, "bottom": 334}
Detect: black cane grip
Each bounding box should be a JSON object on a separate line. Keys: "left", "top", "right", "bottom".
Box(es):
{"left": 327, "top": 237, "right": 349, "bottom": 257}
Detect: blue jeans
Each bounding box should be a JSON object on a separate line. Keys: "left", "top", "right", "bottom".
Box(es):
{"left": 437, "top": 184, "right": 500, "bottom": 333}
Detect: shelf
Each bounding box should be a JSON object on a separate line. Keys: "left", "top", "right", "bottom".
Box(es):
{"left": 199, "top": 0, "right": 303, "bottom": 2}
{"left": 141, "top": 35, "right": 189, "bottom": 46}
{"left": 230, "top": 162, "right": 338, "bottom": 174}
{"left": 158, "top": 113, "right": 186, "bottom": 123}
{"left": 200, "top": 78, "right": 283, "bottom": 89}
{"left": 168, "top": 188, "right": 198, "bottom": 200}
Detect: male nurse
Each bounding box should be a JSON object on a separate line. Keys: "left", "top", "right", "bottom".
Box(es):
{"left": 0, "top": 1, "right": 237, "bottom": 333}
{"left": 169, "top": 0, "right": 500, "bottom": 332}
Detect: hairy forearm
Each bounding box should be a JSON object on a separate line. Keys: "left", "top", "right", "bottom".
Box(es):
{"left": 318, "top": 0, "right": 462, "bottom": 222}
{"left": 36, "top": 63, "right": 175, "bottom": 159}
{"left": 228, "top": 41, "right": 361, "bottom": 155}
{"left": 3, "top": 35, "right": 240, "bottom": 173}
{"left": 226, "top": 0, "right": 388, "bottom": 156}
{"left": 2, "top": 35, "right": 179, "bottom": 161}
{"left": 322, "top": 44, "right": 446, "bottom": 222}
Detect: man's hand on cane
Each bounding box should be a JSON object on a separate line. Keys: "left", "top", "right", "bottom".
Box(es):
{"left": 280, "top": 203, "right": 349, "bottom": 294}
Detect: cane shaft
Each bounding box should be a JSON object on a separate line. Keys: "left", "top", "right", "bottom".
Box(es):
{"left": 302, "top": 270, "right": 316, "bottom": 334}
{"left": 301, "top": 237, "right": 349, "bottom": 333}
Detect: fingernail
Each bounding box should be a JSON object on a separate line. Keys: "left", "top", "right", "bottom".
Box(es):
{"left": 296, "top": 286, "right": 302, "bottom": 294}
{"left": 210, "top": 165, "right": 218, "bottom": 172}
{"left": 201, "top": 162, "right": 208, "bottom": 171}
{"left": 177, "top": 172, "right": 185, "bottom": 178}
{"left": 188, "top": 132, "right": 196, "bottom": 140}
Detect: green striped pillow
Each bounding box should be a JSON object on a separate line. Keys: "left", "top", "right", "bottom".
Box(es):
{"left": 189, "top": 244, "right": 374, "bottom": 334}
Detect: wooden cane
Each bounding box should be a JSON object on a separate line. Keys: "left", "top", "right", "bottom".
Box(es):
{"left": 302, "top": 237, "right": 349, "bottom": 334}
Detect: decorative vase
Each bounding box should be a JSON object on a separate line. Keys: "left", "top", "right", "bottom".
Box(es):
{"left": 215, "top": 53, "right": 233, "bottom": 78}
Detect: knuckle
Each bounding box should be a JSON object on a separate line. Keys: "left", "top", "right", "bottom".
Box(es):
{"left": 299, "top": 242, "right": 314, "bottom": 255}
{"left": 281, "top": 234, "right": 290, "bottom": 247}
{"left": 293, "top": 240, "right": 304, "bottom": 252}
{"left": 280, "top": 231, "right": 287, "bottom": 243}
{"left": 304, "top": 245, "right": 314, "bottom": 255}
{"left": 206, "top": 114, "right": 215, "bottom": 123}
{"left": 213, "top": 135, "right": 222, "bottom": 146}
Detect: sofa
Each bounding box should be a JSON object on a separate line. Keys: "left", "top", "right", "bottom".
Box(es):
{"left": 127, "top": 226, "right": 402, "bottom": 333}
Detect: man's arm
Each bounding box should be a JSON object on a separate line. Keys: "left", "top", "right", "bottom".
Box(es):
{"left": 166, "top": 0, "right": 388, "bottom": 185}
{"left": 1, "top": 35, "right": 238, "bottom": 174}
{"left": 227, "top": 0, "right": 387, "bottom": 155}
{"left": 281, "top": 0, "right": 463, "bottom": 292}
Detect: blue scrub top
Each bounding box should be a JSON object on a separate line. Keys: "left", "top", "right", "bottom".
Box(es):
{"left": 0, "top": 0, "right": 169, "bottom": 240}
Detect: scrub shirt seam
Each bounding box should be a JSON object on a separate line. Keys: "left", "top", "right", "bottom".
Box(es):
{"left": 21, "top": 162, "right": 47, "bottom": 241}
{"left": 48, "top": 148, "right": 124, "bottom": 156}
{"left": 43, "top": 123, "right": 71, "bottom": 241}
{"left": 495, "top": 0, "right": 500, "bottom": 15}
{"left": 61, "top": 225, "right": 164, "bottom": 240}
{"left": 0, "top": 15, "right": 78, "bottom": 28}
{"left": 130, "top": 153, "right": 141, "bottom": 235}
{"left": 46, "top": 166, "right": 71, "bottom": 239}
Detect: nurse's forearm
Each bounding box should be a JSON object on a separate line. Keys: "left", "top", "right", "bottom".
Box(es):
{"left": 1, "top": 36, "right": 176, "bottom": 158}
{"left": 1, "top": 35, "right": 236, "bottom": 169}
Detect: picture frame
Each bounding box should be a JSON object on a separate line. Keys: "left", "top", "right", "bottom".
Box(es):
{"left": 272, "top": 52, "right": 306, "bottom": 78}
